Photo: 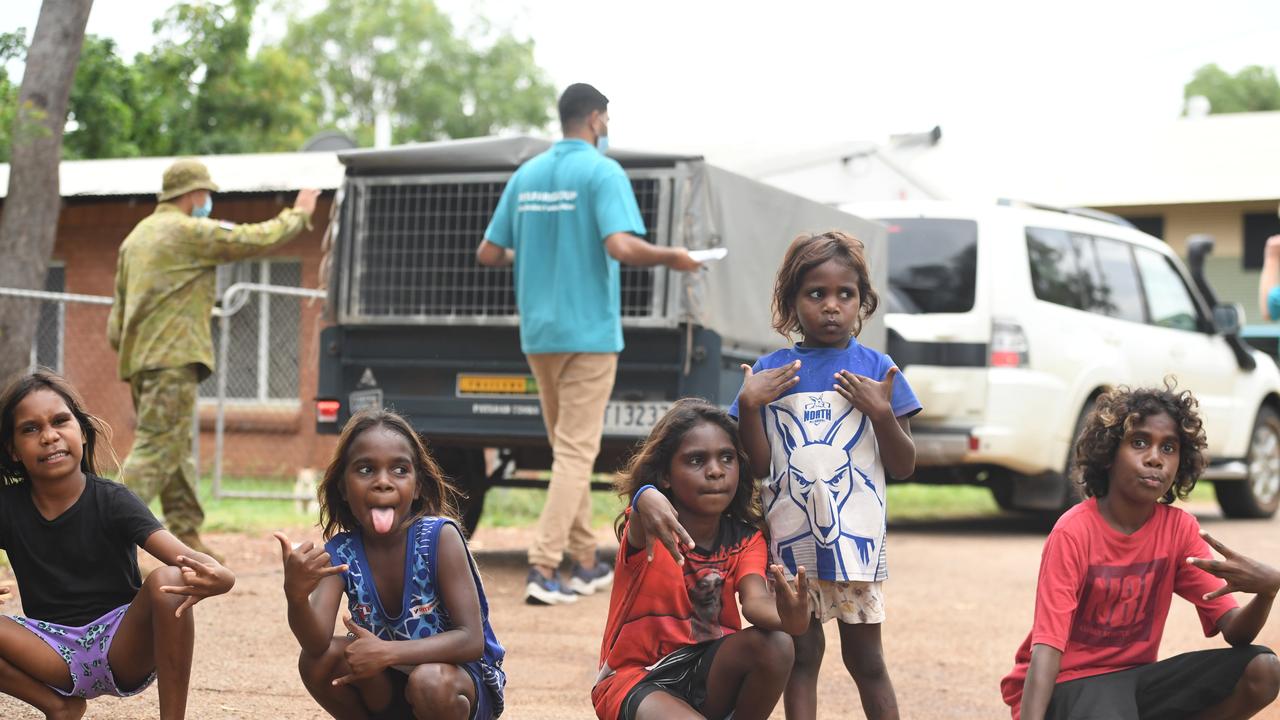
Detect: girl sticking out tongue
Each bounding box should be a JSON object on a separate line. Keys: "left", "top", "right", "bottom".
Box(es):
{"left": 275, "top": 409, "right": 508, "bottom": 719}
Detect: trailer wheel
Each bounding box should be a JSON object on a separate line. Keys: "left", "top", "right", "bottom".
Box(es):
{"left": 433, "top": 447, "right": 490, "bottom": 537}
{"left": 1215, "top": 406, "right": 1280, "bottom": 519}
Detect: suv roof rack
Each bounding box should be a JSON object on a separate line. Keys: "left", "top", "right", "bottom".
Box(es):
{"left": 996, "top": 198, "right": 1135, "bottom": 229}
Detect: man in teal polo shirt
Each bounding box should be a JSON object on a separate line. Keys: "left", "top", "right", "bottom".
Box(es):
{"left": 477, "top": 83, "right": 700, "bottom": 605}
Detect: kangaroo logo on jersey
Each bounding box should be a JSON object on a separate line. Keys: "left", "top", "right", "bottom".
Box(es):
{"left": 803, "top": 395, "right": 832, "bottom": 426}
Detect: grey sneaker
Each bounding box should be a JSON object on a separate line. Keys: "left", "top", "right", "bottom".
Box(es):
{"left": 524, "top": 567, "right": 578, "bottom": 605}
{"left": 568, "top": 561, "right": 614, "bottom": 595}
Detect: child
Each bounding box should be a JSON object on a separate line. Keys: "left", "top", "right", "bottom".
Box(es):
{"left": 0, "top": 370, "right": 235, "bottom": 720}
{"left": 594, "top": 398, "right": 812, "bottom": 720}
{"left": 1001, "top": 385, "right": 1280, "bottom": 720}
{"left": 707, "top": 230, "right": 918, "bottom": 720}
{"left": 277, "top": 408, "right": 505, "bottom": 719}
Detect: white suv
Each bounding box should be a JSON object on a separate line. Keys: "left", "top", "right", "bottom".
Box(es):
{"left": 848, "top": 200, "right": 1280, "bottom": 518}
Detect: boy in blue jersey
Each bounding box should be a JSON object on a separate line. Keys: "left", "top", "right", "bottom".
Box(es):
{"left": 476, "top": 83, "right": 701, "bottom": 606}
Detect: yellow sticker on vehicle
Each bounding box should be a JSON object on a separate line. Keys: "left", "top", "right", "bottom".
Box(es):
{"left": 456, "top": 374, "right": 539, "bottom": 396}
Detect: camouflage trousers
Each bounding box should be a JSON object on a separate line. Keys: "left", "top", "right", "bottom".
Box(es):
{"left": 120, "top": 365, "right": 204, "bottom": 537}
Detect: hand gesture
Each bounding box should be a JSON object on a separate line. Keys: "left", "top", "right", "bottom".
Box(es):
{"left": 158, "top": 555, "right": 233, "bottom": 617}
{"left": 634, "top": 486, "right": 695, "bottom": 566}
{"left": 1266, "top": 235, "right": 1280, "bottom": 261}
{"left": 770, "top": 565, "right": 811, "bottom": 635}
{"left": 739, "top": 361, "right": 801, "bottom": 410}
{"left": 333, "top": 616, "right": 390, "bottom": 687}
{"left": 293, "top": 188, "right": 321, "bottom": 216}
{"left": 1186, "top": 530, "right": 1280, "bottom": 600}
{"left": 668, "top": 247, "right": 703, "bottom": 273}
{"left": 274, "top": 531, "right": 347, "bottom": 603}
{"left": 834, "top": 366, "right": 898, "bottom": 423}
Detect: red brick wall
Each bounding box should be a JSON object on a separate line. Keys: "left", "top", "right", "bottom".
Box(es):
{"left": 35, "top": 193, "right": 338, "bottom": 480}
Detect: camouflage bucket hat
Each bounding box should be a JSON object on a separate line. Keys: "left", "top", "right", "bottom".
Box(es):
{"left": 158, "top": 159, "right": 219, "bottom": 202}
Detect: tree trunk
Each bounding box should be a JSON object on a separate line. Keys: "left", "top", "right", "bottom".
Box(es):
{"left": 0, "top": 0, "right": 94, "bottom": 385}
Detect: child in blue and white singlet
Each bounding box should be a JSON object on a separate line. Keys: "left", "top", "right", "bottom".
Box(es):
{"left": 276, "top": 409, "right": 505, "bottom": 719}
{"left": 729, "top": 230, "right": 921, "bottom": 720}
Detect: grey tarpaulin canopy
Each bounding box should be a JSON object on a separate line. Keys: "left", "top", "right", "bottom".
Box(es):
{"left": 329, "top": 136, "right": 886, "bottom": 353}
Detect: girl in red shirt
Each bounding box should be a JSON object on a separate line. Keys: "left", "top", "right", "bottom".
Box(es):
{"left": 593, "top": 399, "right": 811, "bottom": 720}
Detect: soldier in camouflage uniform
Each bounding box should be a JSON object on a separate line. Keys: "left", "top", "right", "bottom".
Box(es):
{"left": 107, "top": 159, "right": 319, "bottom": 561}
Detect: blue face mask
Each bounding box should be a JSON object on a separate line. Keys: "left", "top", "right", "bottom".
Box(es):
{"left": 192, "top": 195, "right": 213, "bottom": 218}
{"left": 596, "top": 133, "right": 609, "bottom": 154}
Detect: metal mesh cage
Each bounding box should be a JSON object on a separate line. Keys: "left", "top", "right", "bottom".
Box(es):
{"left": 344, "top": 174, "right": 668, "bottom": 322}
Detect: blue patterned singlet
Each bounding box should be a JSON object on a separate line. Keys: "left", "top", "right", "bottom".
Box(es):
{"left": 326, "top": 516, "right": 506, "bottom": 715}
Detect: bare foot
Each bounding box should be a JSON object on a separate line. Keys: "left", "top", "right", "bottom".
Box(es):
{"left": 46, "top": 696, "right": 86, "bottom": 720}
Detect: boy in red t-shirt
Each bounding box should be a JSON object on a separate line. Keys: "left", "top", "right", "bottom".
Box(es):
{"left": 1002, "top": 385, "right": 1280, "bottom": 720}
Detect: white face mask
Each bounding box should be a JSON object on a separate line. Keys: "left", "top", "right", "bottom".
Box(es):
{"left": 595, "top": 115, "right": 610, "bottom": 153}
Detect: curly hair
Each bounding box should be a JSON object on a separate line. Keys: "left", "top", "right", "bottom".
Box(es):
{"left": 1073, "top": 382, "right": 1208, "bottom": 503}
{"left": 613, "top": 398, "right": 764, "bottom": 541}
{"left": 771, "top": 230, "right": 880, "bottom": 340}
{"left": 0, "top": 369, "right": 117, "bottom": 485}
{"left": 318, "top": 408, "right": 460, "bottom": 540}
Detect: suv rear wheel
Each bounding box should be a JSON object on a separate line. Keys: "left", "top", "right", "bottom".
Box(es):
{"left": 1215, "top": 405, "right": 1280, "bottom": 519}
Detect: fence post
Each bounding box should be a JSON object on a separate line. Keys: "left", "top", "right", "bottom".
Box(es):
{"left": 213, "top": 292, "right": 232, "bottom": 499}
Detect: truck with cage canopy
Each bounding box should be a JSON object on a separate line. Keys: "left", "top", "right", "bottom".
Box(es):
{"left": 314, "top": 136, "right": 886, "bottom": 533}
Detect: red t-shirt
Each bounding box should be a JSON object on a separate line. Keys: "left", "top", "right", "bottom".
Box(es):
{"left": 1000, "top": 498, "right": 1236, "bottom": 719}
{"left": 591, "top": 514, "right": 767, "bottom": 720}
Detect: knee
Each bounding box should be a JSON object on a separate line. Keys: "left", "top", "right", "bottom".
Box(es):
{"left": 756, "top": 630, "right": 796, "bottom": 675}
{"left": 298, "top": 639, "right": 348, "bottom": 689}
{"left": 405, "top": 663, "right": 468, "bottom": 711}
{"left": 1241, "top": 652, "right": 1280, "bottom": 707}
{"left": 841, "top": 638, "right": 888, "bottom": 680}
{"left": 791, "top": 628, "right": 823, "bottom": 673}
{"left": 142, "top": 566, "right": 187, "bottom": 615}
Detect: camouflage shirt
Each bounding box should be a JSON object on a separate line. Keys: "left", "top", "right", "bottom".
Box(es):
{"left": 107, "top": 203, "right": 312, "bottom": 381}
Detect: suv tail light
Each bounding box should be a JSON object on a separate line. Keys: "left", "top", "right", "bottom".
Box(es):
{"left": 316, "top": 399, "right": 340, "bottom": 423}
{"left": 990, "top": 319, "right": 1029, "bottom": 368}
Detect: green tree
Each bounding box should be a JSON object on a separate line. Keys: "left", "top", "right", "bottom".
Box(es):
{"left": 63, "top": 36, "right": 146, "bottom": 159}
{"left": 1184, "top": 63, "right": 1280, "bottom": 114}
{"left": 283, "top": 0, "right": 555, "bottom": 145}
{"left": 135, "top": 0, "right": 320, "bottom": 155}
{"left": 0, "top": 30, "right": 28, "bottom": 163}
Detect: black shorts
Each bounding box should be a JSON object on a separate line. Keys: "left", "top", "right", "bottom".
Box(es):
{"left": 1046, "top": 645, "right": 1275, "bottom": 720}
{"left": 620, "top": 637, "right": 728, "bottom": 720}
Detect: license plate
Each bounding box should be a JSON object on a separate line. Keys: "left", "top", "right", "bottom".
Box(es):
{"left": 456, "top": 374, "right": 539, "bottom": 397}
{"left": 348, "top": 388, "right": 383, "bottom": 413}
{"left": 603, "top": 401, "right": 670, "bottom": 436}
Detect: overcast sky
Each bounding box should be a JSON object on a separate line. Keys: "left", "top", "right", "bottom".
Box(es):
{"left": 7, "top": 0, "right": 1280, "bottom": 154}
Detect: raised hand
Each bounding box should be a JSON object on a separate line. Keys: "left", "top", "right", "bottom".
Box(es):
{"left": 333, "top": 616, "right": 391, "bottom": 687}
{"left": 739, "top": 361, "right": 801, "bottom": 410}
{"left": 158, "top": 555, "right": 234, "bottom": 617}
{"left": 834, "top": 366, "right": 898, "bottom": 422}
{"left": 1187, "top": 530, "right": 1280, "bottom": 600}
{"left": 274, "top": 531, "right": 347, "bottom": 602}
{"left": 770, "top": 564, "right": 811, "bottom": 635}
{"left": 634, "top": 487, "right": 695, "bottom": 566}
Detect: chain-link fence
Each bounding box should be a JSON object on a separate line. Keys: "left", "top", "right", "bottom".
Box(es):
{"left": 1, "top": 277, "right": 327, "bottom": 503}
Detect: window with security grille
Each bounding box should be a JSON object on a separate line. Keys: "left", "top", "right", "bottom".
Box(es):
{"left": 28, "top": 265, "right": 65, "bottom": 373}
{"left": 345, "top": 176, "right": 665, "bottom": 320}
{"left": 199, "top": 259, "right": 302, "bottom": 402}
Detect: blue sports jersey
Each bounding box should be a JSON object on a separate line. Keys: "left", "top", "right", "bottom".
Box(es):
{"left": 326, "top": 516, "right": 506, "bottom": 715}
{"left": 483, "top": 139, "right": 646, "bottom": 354}
{"left": 729, "top": 340, "right": 922, "bottom": 583}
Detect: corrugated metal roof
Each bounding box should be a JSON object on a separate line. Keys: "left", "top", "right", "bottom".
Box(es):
{"left": 0, "top": 151, "right": 346, "bottom": 199}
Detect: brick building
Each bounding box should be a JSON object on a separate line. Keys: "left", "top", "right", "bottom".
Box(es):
{"left": 0, "top": 152, "right": 345, "bottom": 479}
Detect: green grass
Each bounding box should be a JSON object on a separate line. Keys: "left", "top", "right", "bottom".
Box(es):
{"left": 886, "top": 483, "right": 1000, "bottom": 520}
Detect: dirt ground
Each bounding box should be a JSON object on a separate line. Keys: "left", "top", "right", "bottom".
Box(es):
{"left": 3, "top": 502, "right": 1279, "bottom": 719}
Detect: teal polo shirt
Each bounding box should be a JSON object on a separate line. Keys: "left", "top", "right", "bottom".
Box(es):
{"left": 484, "top": 139, "right": 646, "bottom": 354}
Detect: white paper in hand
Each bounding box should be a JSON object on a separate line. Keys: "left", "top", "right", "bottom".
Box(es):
{"left": 688, "top": 248, "right": 728, "bottom": 263}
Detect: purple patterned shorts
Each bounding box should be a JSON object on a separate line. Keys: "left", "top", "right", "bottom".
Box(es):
{"left": 8, "top": 603, "right": 156, "bottom": 699}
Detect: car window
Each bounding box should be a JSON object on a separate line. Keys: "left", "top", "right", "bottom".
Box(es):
{"left": 884, "top": 218, "right": 977, "bottom": 314}
{"left": 1133, "top": 247, "right": 1201, "bottom": 332}
{"left": 1026, "top": 227, "right": 1083, "bottom": 309}
{"left": 1090, "top": 237, "right": 1146, "bottom": 323}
